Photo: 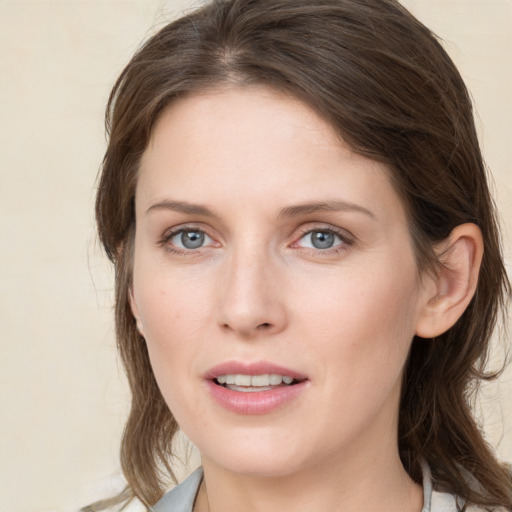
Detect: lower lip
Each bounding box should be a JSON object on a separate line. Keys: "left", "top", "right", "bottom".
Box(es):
{"left": 206, "top": 380, "right": 308, "bottom": 415}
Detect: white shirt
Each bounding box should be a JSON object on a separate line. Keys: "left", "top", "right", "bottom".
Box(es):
{"left": 150, "top": 462, "right": 489, "bottom": 512}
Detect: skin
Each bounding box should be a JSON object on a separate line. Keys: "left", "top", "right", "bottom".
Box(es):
{"left": 130, "top": 86, "right": 482, "bottom": 512}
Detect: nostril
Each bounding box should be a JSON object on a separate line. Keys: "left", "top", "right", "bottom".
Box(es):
{"left": 259, "top": 322, "right": 272, "bottom": 328}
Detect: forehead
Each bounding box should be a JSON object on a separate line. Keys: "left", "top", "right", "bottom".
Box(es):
{"left": 143, "top": 85, "right": 343, "bottom": 172}
{"left": 137, "top": 86, "right": 406, "bottom": 225}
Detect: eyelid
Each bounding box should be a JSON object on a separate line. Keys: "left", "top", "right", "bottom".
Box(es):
{"left": 159, "top": 223, "right": 221, "bottom": 252}
{"left": 157, "top": 222, "right": 354, "bottom": 254}
{"left": 290, "top": 223, "right": 355, "bottom": 250}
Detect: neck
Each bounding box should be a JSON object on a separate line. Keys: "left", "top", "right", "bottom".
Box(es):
{"left": 195, "top": 444, "right": 423, "bottom": 512}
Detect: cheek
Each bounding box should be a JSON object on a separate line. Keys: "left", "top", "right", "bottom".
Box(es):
{"left": 295, "top": 254, "right": 421, "bottom": 384}
{"left": 134, "top": 254, "right": 214, "bottom": 336}
{"left": 134, "top": 282, "right": 205, "bottom": 424}
{"left": 131, "top": 256, "right": 220, "bottom": 400}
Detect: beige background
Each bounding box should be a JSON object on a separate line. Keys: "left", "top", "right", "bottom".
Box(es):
{"left": 0, "top": 1, "right": 510, "bottom": 511}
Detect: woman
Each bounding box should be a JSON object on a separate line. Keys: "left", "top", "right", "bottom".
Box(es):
{"left": 89, "top": 0, "right": 511, "bottom": 510}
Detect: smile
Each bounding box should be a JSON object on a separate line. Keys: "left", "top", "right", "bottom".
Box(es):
{"left": 216, "top": 373, "right": 296, "bottom": 392}
{"left": 205, "top": 362, "right": 308, "bottom": 414}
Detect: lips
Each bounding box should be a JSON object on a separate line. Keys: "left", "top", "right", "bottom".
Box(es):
{"left": 204, "top": 361, "right": 309, "bottom": 414}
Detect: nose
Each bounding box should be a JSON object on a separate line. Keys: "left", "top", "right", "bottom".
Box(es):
{"left": 216, "top": 246, "right": 288, "bottom": 339}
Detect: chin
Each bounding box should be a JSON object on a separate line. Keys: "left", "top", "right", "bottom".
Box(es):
{"left": 198, "top": 430, "right": 310, "bottom": 477}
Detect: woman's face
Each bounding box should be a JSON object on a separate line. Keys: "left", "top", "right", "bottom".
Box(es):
{"left": 131, "top": 86, "right": 433, "bottom": 478}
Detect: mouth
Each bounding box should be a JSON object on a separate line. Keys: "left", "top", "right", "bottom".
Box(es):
{"left": 205, "top": 361, "right": 308, "bottom": 414}
{"left": 213, "top": 373, "right": 302, "bottom": 392}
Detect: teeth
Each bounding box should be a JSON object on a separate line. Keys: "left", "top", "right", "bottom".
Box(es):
{"left": 235, "top": 374, "right": 251, "bottom": 386}
{"left": 227, "top": 385, "right": 273, "bottom": 393}
{"left": 252, "top": 374, "right": 271, "bottom": 386}
{"left": 215, "top": 373, "right": 295, "bottom": 387}
{"left": 270, "top": 374, "right": 283, "bottom": 385}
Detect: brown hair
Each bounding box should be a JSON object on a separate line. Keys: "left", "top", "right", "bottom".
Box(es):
{"left": 90, "top": 0, "right": 511, "bottom": 510}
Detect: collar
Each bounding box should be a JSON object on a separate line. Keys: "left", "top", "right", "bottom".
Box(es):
{"left": 152, "top": 463, "right": 461, "bottom": 512}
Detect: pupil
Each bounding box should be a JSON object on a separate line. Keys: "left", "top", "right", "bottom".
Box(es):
{"left": 312, "top": 231, "right": 334, "bottom": 249}
{"left": 182, "top": 230, "right": 204, "bottom": 249}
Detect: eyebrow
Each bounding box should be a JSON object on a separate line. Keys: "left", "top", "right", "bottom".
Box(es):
{"left": 145, "top": 200, "right": 216, "bottom": 217}
{"left": 145, "top": 199, "right": 376, "bottom": 220}
{"left": 278, "top": 200, "right": 376, "bottom": 219}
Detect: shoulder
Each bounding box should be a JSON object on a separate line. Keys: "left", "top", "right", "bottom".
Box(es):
{"left": 151, "top": 467, "right": 204, "bottom": 512}
{"left": 471, "top": 508, "right": 510, "bottom": 512}
{"left": 430, "top": 487, "right": 509, "bottom": 512}
{"left": 466, "top": 507, "right": 509, "bottom": 512}
{"left": 424, "top": 461, "right": 510, "bottom": 512}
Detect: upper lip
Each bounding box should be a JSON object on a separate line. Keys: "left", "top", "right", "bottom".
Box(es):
{"left": 205, "top": 361, "right": 308, "bottom": 381}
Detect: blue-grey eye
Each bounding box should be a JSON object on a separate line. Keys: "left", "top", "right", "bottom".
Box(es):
{"left": 311, "top": 231, "right": 335, "bottom": 249}
{"left": 298, "top": 230, "right": 342, "bottom": 250}
{"left": 171, "top": 229, "right": 211, "bottom": 249}
{"left": 182, "top": 230, "right": 204, "bottom": 249}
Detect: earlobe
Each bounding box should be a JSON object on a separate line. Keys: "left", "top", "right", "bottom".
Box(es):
{"left": 415, "top": 223, "right": 483, "bottom": 339}
{"left": 129, "top": 287, "right": 145, "bottom": 337}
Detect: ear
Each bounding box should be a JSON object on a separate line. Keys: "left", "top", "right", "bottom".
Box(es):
{"left": 415, "top": 223, "right": 483, "bottom": 338}
{"left": 129, "top": 287, "right": 145, "bottom": 337}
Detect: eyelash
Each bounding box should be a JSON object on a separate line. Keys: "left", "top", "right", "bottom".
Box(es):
{"left": 158, "top": 225, "right": 217, "bottom": 255}
{"left": 158, "top": 224, "right": 354, "bottom": 256}
{"left": 291, "top": 225, "right": 354, "bottom": 255}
